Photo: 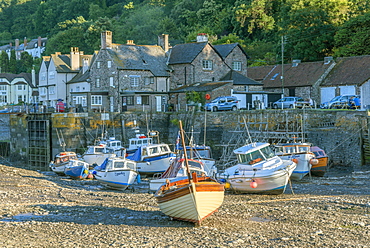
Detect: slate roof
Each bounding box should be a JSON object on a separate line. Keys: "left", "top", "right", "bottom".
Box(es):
{"left": 321, "top": 55, "right": 370, "bottom": 86}
{"left": 169, "top": 81, "right": 232, "bottom": 93}
{"left": 0, "top": 73, "right": 37, "bottom": 87}
{"left": 167, "top": 42, "right": 208, "bottom": 64}
{"left": 213, "top": 43, "right": 249, "bottom": 59}
{"left": 248, "top": 61, "right": 333, "bottom": 88}
{"left": 109, "top": 45, "right": 169, "bottom": 77}
{"left": 68, "top": 70, "right": 90, "bottom": 83}
{"left": 25, "top": 38, "right": 47, "bottom": 49}
{"left": 49, "top": 53, "right": 94, "bottom": 73}
{"left": 220, "top": 70, "right": 262, "bottom": 85}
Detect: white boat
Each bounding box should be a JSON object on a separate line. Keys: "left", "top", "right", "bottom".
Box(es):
{"left": 127, "top": 143, "right": 176, "bottom": 175}
{"left": 126, "top": 134, "right": 153, "bottom": 155}
{"left": 178, "top": 145, "right": 217, "bottom": 177}
{"left": 274, "top": 142, "right": 316, "bottom": 180}
{"left": 154, "top": 121, "right": 224, "bottom": 225}
{"left": 93, "top": 157, "right": 138, "bottom": 190}
{"left": 150, "top": 158, "right": 207, "bottom": 191}
{"left": 97, "top": 137, "right": 126, "bottom": 156}
{"left": 82, "top": 144, "right": 117, "bottom": 166}
{"left": 49, "top": 151, "right": 78, "bottom": 175}
{"left": 220, "top": 142, "right": 297, "bottom": 194}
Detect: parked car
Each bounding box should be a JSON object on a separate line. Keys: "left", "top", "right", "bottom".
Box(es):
{"left": 272, "top": 97, "right": 310, "bottom": 109}
{"left": 205, "top": 96, "right": 239, "bottom": 111}
{"left": 320, "top": 95, "right": 359, "bottom": 109}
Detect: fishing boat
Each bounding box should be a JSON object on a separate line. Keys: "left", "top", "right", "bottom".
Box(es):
{"left": 154, "top": 121, "right": 224, "bottom": 226}
{"left": 149, "top": 158, "right": 207, "bottom": 191}
{"left": 93, "top": 157, "right": 138, "bottom": 190}
{"left": 127, "top": 143, "right": 176, "bottom": 176}
{"left": 274, "top": 142, "right": 316, "bottom": 180}
{"left": 310, "top": 146, "right": 328, "bottom": 177}
{"left": 82, "top": 144, "right": 117, "bottom": 166}
{"left": 64, "top": 159, "right": 92, "bottom": 180}
{"left": 220, "top": 142, "right": 297, "bottom": 194}
{"left": 126, "top": 133, "right": 153, "bottom": 155}
{"left": 49, "top": 151, "right": 78, "bottom": 175}
{"left": 98, "top": 137, "right": 126, "bottom": 156}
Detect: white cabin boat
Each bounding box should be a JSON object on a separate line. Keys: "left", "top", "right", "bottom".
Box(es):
{"left": 49, "top": 151, "right": 78, "bottom": 175}
{"left": 178, "top": 145, "right": 217, "bottom": 177}
{"left": 98, "top": 137, "right": 126, "bottom": 156}
{"left": 220, "top": 142, "right": 297, "bottom": 194}
{"left": 126, "top": 134, "right": 153, "bottom": 154}
{"left": 274, "top": 142, "right": 316, "bottom": 180}
{"left": 93, "top": 157, "right": 138, "bottom": 190}
{"left": 82, "top": 144, "right": 117, "bottom": 166}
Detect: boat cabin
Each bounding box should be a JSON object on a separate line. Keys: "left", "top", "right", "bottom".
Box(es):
{"left": 128, "top": 134, "right": 153, "bottom": 151}
{"left": 179, "top": 145, "right": 213, "bottom": 159}
{"left": 54, "top": 152, "right": 77, "bottom": 164}
{"left": 233, "top": 142, "right": 275, "bottom": 165}
{"left": 85, "top": 144, "right": 113, "bottom": 154}
{"left": 105, "top": 158, "right": 137, "bottom": 171}
{"left": 142, "top": 144, "right": 171, "bottom": 157}
{"left": 275, "top": 143, "right": 312, "bottom": 155}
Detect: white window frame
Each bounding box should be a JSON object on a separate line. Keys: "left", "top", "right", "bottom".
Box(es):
{"left": 107, "top": 61, "right": 112, "bottom": 68}
{"left": 202, "top": 60, "right": 213, "bottom": 70}
{"left": 91, "top": 95, "right": 102, "bottom": 105}
{"left": 49, "top": 71, "right": 55, "bottom": 79}
{"left": 49, "top": 86, "right": 55, "bottom": 95}
{"left": 232, "top": 61, "right": 242, "bottom": 71}
{"left": 130, "top": 75, "right": 140, "bottom": 87}
{"left": 97, "top": 61, "right": 101, "bottom": 69}
{"left": 110, "top": 77, "right": 114, "bottom": 87}
{"left": 96, "top": 78, "right": 100, "bottom": 88}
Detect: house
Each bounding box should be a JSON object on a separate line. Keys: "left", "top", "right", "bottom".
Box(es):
{"left": 38, "top": 47, "right": 94, "bottom": 109}
{"left": 247, "top": 57, "right": 336, "bottom": 107}
{"left": 24, "top": 37, "right": 47, "bottom": 59}
{"left": 320, "top": 55, "right": 370, "bottom": 109}
{"left": 88, "top": 31, "right": 170, "bottom": 112}
{"left": 0, "top": 71, "right": 37, "bottom": 106}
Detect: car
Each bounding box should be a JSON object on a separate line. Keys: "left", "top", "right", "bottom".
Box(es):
{"left": 205, "top": 96, "right": 239, "bottom": 111}
{"left": 320, "top": 95, "right": 359, "bottom": 109}
{"left": 272, "top": 97, "right": 308, "bottom": 109}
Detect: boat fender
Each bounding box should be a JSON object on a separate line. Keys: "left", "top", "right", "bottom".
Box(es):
{"left": 249, "top": 158, "right": 262, "bottom": 165}
{"left": 136, "top": 174, "right": 141, "bottom": 184}
{"left": 250, "top": 179, "right": 258, "bottom": 188}
{"left": 292, "top": 158, "right": 299, "bottom": 164}
{"left": 310, "top": 159, "right": 319, "bottom": 165}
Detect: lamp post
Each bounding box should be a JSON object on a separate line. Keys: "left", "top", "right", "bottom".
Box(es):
{"left": 281, "top": 35, "right": 285, "bottom": 97}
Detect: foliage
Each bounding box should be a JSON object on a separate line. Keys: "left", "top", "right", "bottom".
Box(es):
{"left": 9, "top": 50, "right": 16, "bottom": 73}
{"left": 185, "top": 91, "right": 206, "bottom": 104}
{"left": 0, "top": 51, "right": 9, "bottom": 73}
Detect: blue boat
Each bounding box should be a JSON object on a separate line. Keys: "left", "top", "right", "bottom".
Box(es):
{"left": 64, "top": 159, "right": 91, "bottom": 180}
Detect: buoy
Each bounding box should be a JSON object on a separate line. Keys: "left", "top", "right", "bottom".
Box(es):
{"left": 136, "top": 174, "right": 141, "bottom": 184}
{"left": 310, "top": 159, "right": 319, "bottom": 165}
{"left": 292, "top": 158, "right": 298, "bottom": 164}
{"left": 225, "top": 182, "right": 231, "bottom": 189}
{"left": 205, "top": 94, "right": 211, "bottom": 100}
{"left": 250, "top": 180, "right": 258, "bottom": 188}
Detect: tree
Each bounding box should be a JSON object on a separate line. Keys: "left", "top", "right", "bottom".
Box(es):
{"left": 334, "top": 12, "right": 370, "bottom": 57}
{"left": 9, "top": 50, "right": 16, "bottom": 73}
{"left": 0, "top": 51, "right": 9, "bottom": 73}
{"left": 17, "top": 52, "right": 34, "bottom": 73}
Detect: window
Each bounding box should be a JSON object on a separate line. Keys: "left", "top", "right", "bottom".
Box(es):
{"left": 0, "top": 95, "right": 7, "bottom": 102}
{"left": 0, "top": 85, "right": 7, "bottom": 91}
{"left": 202, "top": 60, "right": 213, "bottom": 70}
{"left": 142, "top": 95, "right": 149, "bottom": 105}
{"left": 39, "top": 87, "right": 46, "bottom": 96}
{"left": 17, "top": 85, "right": 23, "bottom": 91}
{"left": 232, "top": 61, "right": 242, "bottom": 71}
{"left": 97, "top": 61, "right": 101, "bottom": 69}
{"left": 107, "top": 61, "right": 112, "bottom": 68}
{"left": 17, "top": 95, "right": 22, "bottom": 102}
{"left": 49, "top": 86, "right": 55, "bottom": 95}
{"left": 96, "top": 78, "right": 100, "bottom": 88}
{"left": 271, "top": 73, "right": 279, "bottom": 80}
{"left": 41, "top": 73, "right": 46, "bottom": 81}
{"left": 91, "top": 95, "right": 102, "bottom": 105}
{"left": 73, "top": 96, "right": 87, "bottom": 106}
{"left": 126, "top": 96, "right": 134, "bottom": 105}
{"left": 130, "top": 75, "right": 140, "bottom": 87}
{"left": 49, "top": 71, "right": 55, "bottom": 79}
{"left": 110, "top": 77, "right": 114, "bottom": 87}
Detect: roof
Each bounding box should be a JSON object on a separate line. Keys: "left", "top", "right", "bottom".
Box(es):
{"left": 213, "top": 43, "right": 249, "bottom": 59}
{"left": 169, "top": 81, "right": 232, "bottom": 93}
{"left": 220, "top": 70, "right": 262, "bottom": 85}
{"left": 25, "top": 37, "right": 47, "bottom": 49}
{"left": 68, "top": 70, "right": 90, "bottom": 83}
{"left": 49, "top": 53, "right": 94, "bottom": 73}
{"left": 248, "top": 61, "right": 333, "bottom": 88}
{"left": 167, "top": 42, "right": 208, "bottom": 64}
{"left": 109, "top": 45, "right": 169, "bottom": 77}
{"left": 321, "top": 55, "right": 370, "bottom": 87}
{"left": 0, "top": 73, "right": 37, "bottom": 87}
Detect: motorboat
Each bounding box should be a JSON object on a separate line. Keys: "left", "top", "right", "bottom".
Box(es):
{"left": 82, "top": 144, "right": 117, "bottom": 166}
{"left": 49, "top": 151, "right": 78, "bottom": 175}
{"left": 310, "top": 146, "right": 329, "bottom": 177}
{"left": 274, "top": 142, "right": 316, "bottom": 180}
{"left": 97, "top": 137, "right": 126, "bottom": 157}
{"left": 220, "top": 142, "right": 297, "bottom": 194}
{"left": 93, "top": 157, "right": 138, "bottom": 190}
{"left": 126, "top": 134, "right": 153, "bottom": 155}
{"left": 64, "top": 159, "right": 92, "bottom": 180}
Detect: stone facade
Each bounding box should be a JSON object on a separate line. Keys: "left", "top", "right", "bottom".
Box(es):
{"left": 223, "top": 45, "right": 248, "bottom": 76}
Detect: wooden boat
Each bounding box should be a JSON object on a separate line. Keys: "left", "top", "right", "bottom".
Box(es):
{"left": 154, "top": 121, "right": 224, "bottom": 225}
{"left": 49, "top": 151, "right": 78, "bottom": 175}
{"left": 275, "top": 142, "right": 316, "bottom": 180}
{"left": 220, "top": 142, "right": 297, "bottom": 194}
{"left": 127, "top": 143, "right": 176, "bottom": 175}
{"left": 310, "top": 146, "right": 328, "bottom": 177}
{"left": 93, "top": 157, "right": 138, "bottom": 190}
{"left": 64, "top": 159, "right": 91, "bottom": 180}
{"left": 149, "top": 158, "right": 206, "bottom": 191}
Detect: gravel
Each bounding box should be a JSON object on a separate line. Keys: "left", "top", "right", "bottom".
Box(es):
{"left": 0, "top": 163, "right": 369, "bottom": 248}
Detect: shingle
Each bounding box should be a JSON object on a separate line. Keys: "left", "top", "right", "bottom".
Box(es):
{"left": 170, "top": 81, "right": 232, "bottom": 93}
{"left": 168, "top": 42, "right": 207, "bottom": 64}
{"left": 220, "top": 70, "right": 262, "bottom": 85}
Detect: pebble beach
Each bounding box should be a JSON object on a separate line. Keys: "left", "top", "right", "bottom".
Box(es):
{"left": 0, "top": 162, "right": 369, "bottom": 248}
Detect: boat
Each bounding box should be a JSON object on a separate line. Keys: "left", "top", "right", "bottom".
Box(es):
{"left": 219, "top": 142, "right": 297, "bottom": 194}
{"left": 274, "top": 142, "right": 316, "bottom": 180}
{"left": 154, "top": 120, "right": 224, "bottom": 226}
{"left": 82, "top": 144, "right": 117, "bottom": 166}
{"left": 97, "top": 136, "right": 126, "bottom": 157}
{"left": 93, "top": 157, "right": 138, "bottom": 190}
{"left": 49, "top": 151, "right": 78, "bottom": 175}
{"left": 126, "top": 133, "right": 153, "bottom": 155}
{"left": 127, "top": 143, "right": 176, "bottom": 176}
{"left": 149, "top": 158, "right": 207, "bottom": 191}
{"left": 64, "top": 159, "right": 92, "bottom": 179}
{"left": 310, "top": 146, "right": 328, "bottom": 177}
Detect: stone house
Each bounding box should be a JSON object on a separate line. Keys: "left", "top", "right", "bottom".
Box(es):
{"left": 88, "top": 31, "right": 170, "bottom": 112}
{"left": 0, "top": 72, "right": 37, "bottom": 106}
{"left": 38, "top": 47, "right": 94, "bottom": 109}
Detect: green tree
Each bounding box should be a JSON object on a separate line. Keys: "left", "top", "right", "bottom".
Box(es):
{"left": 17, "top": 52, "right": 34, "bottom": 73}
{"left": 0, "top": 51, "right": 9, "bottom": 73}
{"left": 9, "top": 50, "right": 16, "bottom": 73}
{"left": 45, "top": 27, "right": 89, "bottom": 55}
{"left": 334, "top": 12, "right": 370, "bottom": 57}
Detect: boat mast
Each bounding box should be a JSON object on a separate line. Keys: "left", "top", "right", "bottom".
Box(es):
{"left": 179, "top": 120, "right": 192, "bottom": 182}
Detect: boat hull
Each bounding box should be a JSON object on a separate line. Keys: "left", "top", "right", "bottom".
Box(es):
{"left": 64, "top": 165, "right": 89, "bottom": 180}
{"left": 49, "top": 162, "right": 67, "bottom": 175}
{"left": 311, "top": 157, "right": 328, "bottom": 177}
{"left": 94, "top": 170, "right": 137, "bottom": 190}
{"left": 155, "top": 177, "right": 224, "bottom": 224}
{"left": 137, "top": 155, "right": 175, "bottom": 175}
{"left": 83, "top": 153, "right": 116, "bottom": 166}
{"left": 279, "top": 153, "right": 314, "bottom": 180}
{"left": 225, "top": 161, "right": 296, "bottom": 194}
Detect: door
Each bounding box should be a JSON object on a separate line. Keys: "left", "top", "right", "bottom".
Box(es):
{"left": 155, "top": 96, "right": 162, "bottom": 112}
{"left": 321, "top": 87, "right": 335, "bottom": 104}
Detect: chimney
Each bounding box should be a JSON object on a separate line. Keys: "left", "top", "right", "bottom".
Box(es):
{"left": 101, "top": 31, "right": 112, "bottom": 49}
{"left": 70, "top": 47, "right": 80, "bottom": 71}
{"left": 158, "top": 34, "right": 169, "bottom": 52}
{"left": 23, "top": 37, "right": 27, "bottom": 48}
{"left": 196, "top": 33, "right": 208, "bottom": 42}
{"left": 32, "top": 67, "right": 36, "bottom": 87}
{"left": 15, "top": 39, "right": 19, "bottom": 49}
{"left": 38, "top": 36, "right": 42, "bottom": 47}
{"left": 292, "top": 59, "right": 301, "bottom": 67}
{"left": 126, "top": 40, "right": 135, "bottom": 45}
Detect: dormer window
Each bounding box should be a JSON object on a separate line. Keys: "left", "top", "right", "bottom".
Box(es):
{"left": 232, "top": 61, "right": 242, "bottom": 71}
{"left": 202, "top": 60, "right": 213, "bottom": 70}
{"left": 271, "top": 73, "right": 279, "bottom": 80}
